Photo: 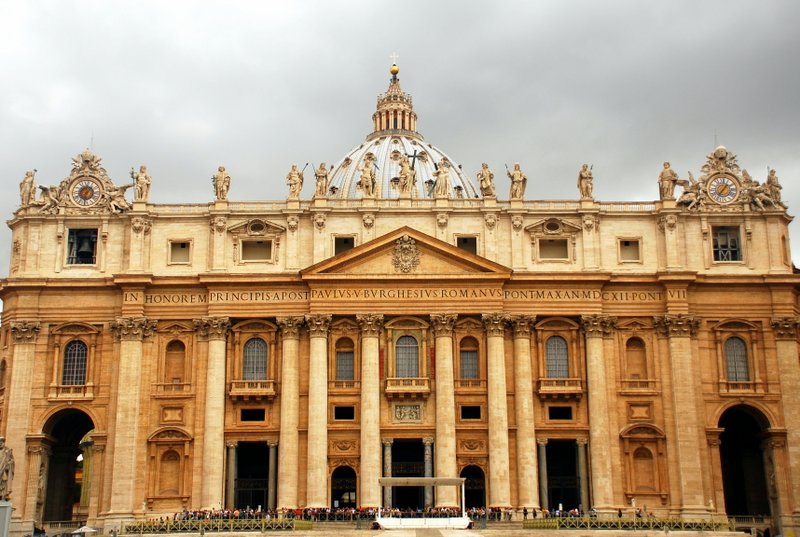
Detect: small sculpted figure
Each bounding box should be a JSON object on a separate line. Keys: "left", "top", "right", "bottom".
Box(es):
{"left": 432, "top": 159, "right": 451, "bottom": 198}
{"left": 658, "top": 162, "right": 679, "bottom": 200}
{"left": 212, "top": 166, "right": 231, "bottom": 200}
{"left": 578, "top": 164, "right": 593, "bottom": 199}
{"left": 0, "top": 437, "right": 15, "bottom": 501}
{"left": 477, "top": 163, "right": 496, "bottom": 197}
{"left": 313, "top": 163, "right": 329, "bottom": 198}
{"left": 132, "top": 165, "right": 152, "bottom": 202}
{"left": 508, "top": 163, "right": 527, "bottom": 200}
{"left": 19, "top": 170, "right": 37, "bottom": 207}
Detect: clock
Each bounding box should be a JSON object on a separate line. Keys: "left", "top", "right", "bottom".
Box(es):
{"left": 71, "top": 178, "right": 102, "bottom": 206}
{"left": 707, "top": 174, "right": 739, "bottom": 205}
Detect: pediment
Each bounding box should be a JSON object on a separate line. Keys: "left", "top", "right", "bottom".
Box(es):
{"left": 301, "top": 226, "right": 511, "bottom": 280}
{"left": 227, "top": 218, "right": 285, "bottom": 236}
{"left": 525, "top": 217, "right": 582, "bottom": 236}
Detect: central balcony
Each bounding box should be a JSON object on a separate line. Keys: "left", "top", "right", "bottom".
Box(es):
{"left": 385, "top": 377, "right": 430, "bottom": 400}
{"left": 229, "top": 379, "right": 277, "bottom": 401}
{"left": 537, "top": 378, "right": 583, "bottom": 400}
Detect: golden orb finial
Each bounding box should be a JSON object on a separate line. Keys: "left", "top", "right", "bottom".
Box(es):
{"left": 390, "top": 63, "right": 399, "bottom": 76}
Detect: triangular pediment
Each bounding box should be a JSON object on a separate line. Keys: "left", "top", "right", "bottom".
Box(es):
{"left": 301, "top": 226, "right": 511, "bottom": 280}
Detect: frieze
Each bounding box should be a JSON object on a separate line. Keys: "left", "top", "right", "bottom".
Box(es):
{"left": 460, "top": 439, "right": 485, "bottom": 452}
{"left": 111, "top": 317, "right": 158, "bottom": 341}
{"left": 10, "top": 321, "right": 40, "bottom": 343}
{"left": 394, "top": 404, "right": 421, "bottom": 421}
{"left": 330, "top": 440, "right": 357, "bottom": 453}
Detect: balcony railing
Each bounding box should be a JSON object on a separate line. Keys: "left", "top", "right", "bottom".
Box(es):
{"left": 619, "top": 379, "right": 658, "bottom": 392}
{"left": 455, "top": 379, "right": 487, "bottom": 390}
{"left": 718, "top": 380, "right": 760, "bottom": 394}
{"left": 537, "top": 378, "right": 583, "bottom": 399}
{"left": 329, "top": 380, "right": 361, "bottom": 391}
{"left": 229, "top": 379, "right": 277, "bottom": 400}
{"left": 48, "top": 384, "right": 93, "bottom": 401}
{"left": 152, "top": 382, "right": 193, "bottom": 396}
{"left": 385, "top": 377, "right": 430, "bottom": 399}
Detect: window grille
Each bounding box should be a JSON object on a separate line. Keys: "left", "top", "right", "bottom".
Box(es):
{"left": 545, "top": 336, "right": 569, "bottom": 378}
{"left": 243, "top": 338, "right": 267, "bottom": 380}
{"left": 63, "top": 340, "right": 87, "bottom": 385}
{"left": 725, "top": 337, "right": 749, "bottom": 381}
{"left": 395, "top": 335, "right": 419, "bottom": 378}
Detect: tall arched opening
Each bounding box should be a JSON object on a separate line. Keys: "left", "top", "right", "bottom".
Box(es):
{"left": 331, "top": 466, "right": 357, "bottom": 508}
{"left": 42, "top": 409, "right": 95, "bottom": 522}
{"left": 460, "top": 465, "right": 485, "bottom": 509}
{"left": 719, "top": 405, "right": 770, "bottom": 517}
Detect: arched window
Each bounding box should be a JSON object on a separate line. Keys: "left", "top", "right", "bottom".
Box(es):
{"left": 63, "top": 340, "right": 87, "bottom": 385}
{"left": 545, "top": 336, "right": 568, "bottom": 378}
{"left": 335, "top": 338, "right": 355, "bottom": 381}
{"left": 725, "top": 336, "right": 749, "bottom": 381}
{"left": 395, "top": 335, "right": 419, "bottom": 378}
{"left": 243, "top": 338, "right": 268, "bottom": 380}
{"left": 164, "top": 340, "right": 186, "bottom": 384}
{"left": 460, "top": 337, "right": 479, "bottom": 380}
{"left": 633, "top": 447, "right": 656, "bottom": 491}
{"left": 625, "top": 337, "right": 647, "bottom": 379}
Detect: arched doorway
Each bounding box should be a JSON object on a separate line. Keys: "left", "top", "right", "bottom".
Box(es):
{"left": 460, "top": 466, "right": 485, "bottom": 509}
{"left": 42, "top": 409, "right": 94, "bottom": 521}
{"left": 331, "top": 466, "right": 357, "bottom": 508}
{"left": 719, "top": 405, "right": 770, "bottom": 516}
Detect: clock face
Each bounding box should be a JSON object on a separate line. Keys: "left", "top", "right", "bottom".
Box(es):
{"left": 71, "top": 178, "right": 101, "bottom": 206}
{"left": 707, "top": 174, "right": 739, "bottom": 205}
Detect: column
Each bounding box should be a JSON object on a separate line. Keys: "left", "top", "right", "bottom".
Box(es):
{"left": 357, "top": 314, "right": 384, "bottom": 508}
{"left": 771, "top": 318, "right": 800, "bottom": 524}
{"left": 423, "top": 438, "right": 434, "bottom": 509}
{"left": 305, "top": 314, "right": 332, "bottom": 508}
{"left": 537, "top": 439, "right": 549, "bottom": 510}
{"left": 431, "top": 313, "right": 458, "bottom": 507}
{"left": 276, "top": 316, "right": 304, "bottom": 509}
{"left": 510, "top": 316, "right": 539, "bottom": 510}
{"left": 23, "top": 443, "right": 50, "bottom": 526}
{"left": 383, "top": 439, "right": 393, "bottom": 508}
{"left": 194, "top": 316, "right": 230, "bottom": 510}
{"left": 225, "top": 442, "right": 237, "bottom": 509}
{"left": 581, "top": 315, "right": 616, "bottom": 512}
{"left": 482, "top": 313, "right": 511, "bottom": 507}
{"left": 576, "top": 438, "right": 589, "bottom": 511}
{"left": 267, "top": 441, "right": 278, "bottom": 510}
{"left": 5, "top": 321, "right": 39, "bottom": 522}
{"left": 108, "top": 317, "right": 157, "bottom": 519}
{"left": 656, "top": 314, "right": 707, "bottom": 515}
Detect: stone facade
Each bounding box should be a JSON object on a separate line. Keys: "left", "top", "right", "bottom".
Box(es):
{"left": 1, "top": 64, "right": 799, "bottom": 537}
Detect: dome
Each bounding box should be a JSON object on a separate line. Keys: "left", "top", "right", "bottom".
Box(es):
{"left": 327, "top": 65, "right": 480, "bottom": 200}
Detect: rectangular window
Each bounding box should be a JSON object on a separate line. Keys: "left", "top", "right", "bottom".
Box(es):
{"left": 335, "top": 236, "right": 355, "bottom": 255}
{"left": 539, "top": 239, "right": 569, "bottom": 260}
{"left": 169, "top": 240, "right": 191, "bottom": 264}
{"left": 334, "top": 406, "right": 355, "bottom": 420}
{"left": 456, "top": 236, "right": 477, "bottom": 255}
{"left": 241, "top": 239, "right": 273, "bottom": 262}
{"left": 240, "top": 408, "right": 266, "bottom": 422}
{"left": 66, "top": 229, "right": 98, "bottom": 265}
{"left": 461, "top": 405, "right": 481, "bottom": 420}
{"left": 713, "top": 226, "right": 741, "bottom": 262}
{"left": 548, "top": 406, "right": 573, "bottom": 420}
{"left": 619, "top": 239, "right": 641, "bottom": 262}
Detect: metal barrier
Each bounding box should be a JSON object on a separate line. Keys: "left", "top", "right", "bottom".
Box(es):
{"left": 522, "top": 516, "right": 737, "bottom": 531}
{"left": 123, "top": 518, "right": 311, "bottom": 534}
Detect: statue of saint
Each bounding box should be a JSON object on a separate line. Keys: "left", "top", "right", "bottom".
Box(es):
{"left": 212, "top": 166, "right": 231, "bottom": 201}
{"left": 578, "top": 164, "right": 594, "bottom": 199}
{"left": 357, "top": 156, "right": 376, "bottom": 198}
{"left": 314, "top": 163, "right": 329, "bottom": 198}
{"left": 398, "top": 154, "right": 412, "bottom": 195}
{"left": 286, "top": 164, "right": 304, "bottom": 200}
{"left": 432, "top": 159, "right": 451, "bottom": 198}
{"left": 131, "top": 165, "right": 152, "bottom": 202}
{"left": 19, "top": 171, "right": 36, "bottom": 207}
{"left": 507, "top": 163, "right": 527, "bottom": 200}
{"left": 477, "top": 163, "right": 495, "bottom": 197}
{"left": 767, "top": 168, "right": 783, "bottom": 206}
{"left": 658, "top": 162, "right": 679, "bottom": 200}
{"left": 0, "top": 437, "right": 15, "bottom": 501}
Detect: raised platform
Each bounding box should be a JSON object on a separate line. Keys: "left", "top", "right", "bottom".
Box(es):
{"left": 375, "top": 515, "right": 471, "bottom": 530}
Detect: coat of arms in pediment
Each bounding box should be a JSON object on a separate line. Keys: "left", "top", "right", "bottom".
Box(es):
{"left": 391, "top": 235, "right": 420, "bottom": 273}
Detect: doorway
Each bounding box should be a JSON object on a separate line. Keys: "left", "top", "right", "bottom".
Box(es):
{"left": 391, "top": 439, "right": 424, "bottom": 510}
{"left": 546, "top": 440, "right": 580, "bottom": 511}
{"left": 236, "top": 442, "right": 268, "bottom": 510}
{"left": 719, "top": 406, "right": 771, "bottom": 516}
{"left": 42, "top": 409, "right": 94, "bottom": 521}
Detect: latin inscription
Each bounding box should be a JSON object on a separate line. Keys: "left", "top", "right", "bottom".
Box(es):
{"left": 136, "top": 287, "right": 686, "bottom": 305}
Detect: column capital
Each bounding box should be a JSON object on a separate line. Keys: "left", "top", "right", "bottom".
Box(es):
{"left": 10, "top": 320, "right": 40, "bottom": 344}
{"left": 771, "top": 317, "right": 800, "bottom": 340}
{"left": 422, "top": 437, "right": 434, "bottom": 446}
{"left": 509, "top": 315, "right": 536, "bottom": 338}
{"left": 430, "top": 313, "right": 458, "bottom": 337}
{"left": 111, "top": 316, "right": 158, "bottom": 341}
{"left": 305, "top": 314, "right": 332, "bottom": 338}
{"left": 575, "top": 437, "right": 589, "bottom": 446}
{"left": 356, "top": 313, "right": 384, "bottom": 337}
{"left": 536, "top": 438, "right": 548, "bottom": 446}
{"left": 276, "top": 316, "right": 304, "bottom": 340}
{"left": 482, "top": 312, "right": 508, "bottom": 337}
{"left": 580, "top": 315, "right": 617, "bottom": 338}
{"left": 268, "top": 441, "right": 279, "bottom": 448}
{"left": 193, "top": 316, "right": 230, "bottom": 341}
{"left": 382, "top": 438, "right": 394, "bottom": 447}
{"left": 653, "top": 314, "right": 701, "bottom": 338}
{"left": 226, "top": 441, "right": 238, "bottom": 449}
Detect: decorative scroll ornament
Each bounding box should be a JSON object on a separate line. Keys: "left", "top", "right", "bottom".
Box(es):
{"left": 582, "top": 214, "right": 598, "bottom": 231}
{"left": 391, "top": 235, "right": 420, "bottom": 273}
{"left": 362, "top": 213, "right": 375, "bottom": 229}
{"left": 131, "top": 217, "right": 151, "bottom": 235}
{"left": 484, "top": 213, "right": 497, "bottom": 229}
{"left": 210, "top": 216, "right": 227, "bottom": 233}
{"left": 286, "top": 215, "right": 299, "bottom": 231}
{"left": 313, "top": 213, "right": 327, "bottom": 230}
{"left": 111, "top": 317, "right": 158, "bottom": 341}
{"left": 657, "top": 214, "right": 677, "bottom": 232}
{"left": 511, "top": 215, "right": 524, "bottom": 231}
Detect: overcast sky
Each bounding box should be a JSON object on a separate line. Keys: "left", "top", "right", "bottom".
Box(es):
{"left": 2, "top": 1, "right": 800, "bottom": 275}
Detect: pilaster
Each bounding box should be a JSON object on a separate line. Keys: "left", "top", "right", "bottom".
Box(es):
{"left": 305, "top": 314, "right": 331, "bottom": 508}
{"left": 430, "top": 313, "right": 458, "bottom": 507}
{"left": 276, "top": 316, "right": 304, "bottom": 509}
{"left": 771, "top": 317, "right": 800, "bottom": 517}
{"left": 482, "top": 313, "right": 511, "bottom": 507}
{"left": 510, "top": 315, "right": 539, "bottom": 510}
{"left": 357, "top": 314, "right": 383, "bottom": 508}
